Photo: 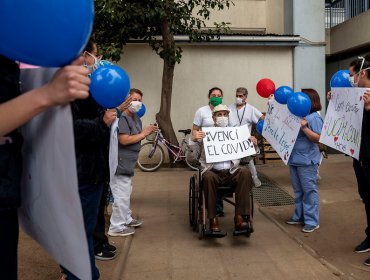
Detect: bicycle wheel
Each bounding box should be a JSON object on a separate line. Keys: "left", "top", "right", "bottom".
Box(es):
{"left": 137, "top": 142, "right": 164, "bottom": 171}
{"left": 185, "top": 149, "right": 198, "bottom": 171}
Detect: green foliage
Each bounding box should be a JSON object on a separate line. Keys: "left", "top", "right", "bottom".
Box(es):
{"left": 94, "top": 0, "right": 233, "bottom": 63}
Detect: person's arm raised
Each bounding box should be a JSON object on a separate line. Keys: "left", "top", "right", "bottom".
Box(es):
{"left": 0, "top": 57, "right": 90, "bottom": 136}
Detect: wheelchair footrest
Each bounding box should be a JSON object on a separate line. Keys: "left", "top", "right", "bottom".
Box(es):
{"left": 233, "top": 224, "right": 252, "bottom": 236}
{"left": 233, "top": 229, "right": 251, "bottom": 236}
{"left": 204, "top": 230, "right": 227, "bottom": 238}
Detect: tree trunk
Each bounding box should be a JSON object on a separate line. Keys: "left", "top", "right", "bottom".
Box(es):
{"left": 156, "top": 18, "right": 179, "bottom": 159}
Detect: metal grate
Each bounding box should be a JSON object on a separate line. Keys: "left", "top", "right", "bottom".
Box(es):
{"left": 252, "top": 173, "right": 295, "bottom": 207}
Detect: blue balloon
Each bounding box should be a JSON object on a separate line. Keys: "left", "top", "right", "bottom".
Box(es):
{"left": 90, "top": 65, "right": 130, "bottom": 109}
{"left": 137, "top": 103, "right": 146, "bottom": 118}
{"left": 287, "top": 92, "right": 312, "bottom": 118}
{"left": 256, "top": 119, "right": 264, "bottom": 134}
{"left": 274, "top": 86, "right": 294, "bottom": 104}
{"left": 97, "top": 60, "right": 114, "bottom": 68}
{"left": 330, "top": 70, "right": 351, "bottom": 88}
{"left": 0, "top": 1, "right": 93, "bottom": 67}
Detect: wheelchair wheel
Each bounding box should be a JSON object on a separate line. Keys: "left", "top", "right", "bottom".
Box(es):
{"left": 198, "top": 186, "right": 206, "bottom": 240}
{"left": 198, "top": 223, "right": 205, "bottom": 240}
{"left": 188, "top": 175, "right": 196, "bottom": 229}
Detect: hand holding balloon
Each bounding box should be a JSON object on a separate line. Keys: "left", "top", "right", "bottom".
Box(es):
{"left": 103, "top": 109, "right": 117, "bottom": 127}
{"left": 43, "top": 57, "right": 90, "bottom": 106}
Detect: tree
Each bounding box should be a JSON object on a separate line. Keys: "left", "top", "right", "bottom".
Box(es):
{"left": 94, "top": 0, "right": 232, "bottom": 147}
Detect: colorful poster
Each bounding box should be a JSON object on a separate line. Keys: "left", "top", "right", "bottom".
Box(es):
{"left": 262, "top": 99, "right": 301, "bottom": 165}
{"left": 319, "top": 87, "right": 365, "bottom": 159}
{"left": 202, "top": 124, "right": 256, "bottom": 163}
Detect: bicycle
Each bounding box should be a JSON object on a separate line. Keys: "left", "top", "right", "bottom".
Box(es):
{"left": 137, "top": 128, "right": 198, "bottom": 172}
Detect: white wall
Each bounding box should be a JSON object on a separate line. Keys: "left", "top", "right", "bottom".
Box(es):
{"left": 292, "top": 0, "right": 326, "bottom": 114}
{"left": 118, "top": 44, "right": 293, "bottom": 139}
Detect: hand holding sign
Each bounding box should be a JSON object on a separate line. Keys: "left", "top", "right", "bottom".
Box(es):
{"left": 364, "top": 90, "right": 370, "bottom": 111}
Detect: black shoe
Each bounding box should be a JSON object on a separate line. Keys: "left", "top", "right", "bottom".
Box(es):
{"left": 103, "top": 243, "right": 117, "bottom": 253}
{"left": 95, "top": 249, "right": 116, "bottom": 261}
{"left": 355, "top": 239, "right": 370, "bottom": 253}
{"left": 364, "top": 257, "right": 370, "bottom": 266}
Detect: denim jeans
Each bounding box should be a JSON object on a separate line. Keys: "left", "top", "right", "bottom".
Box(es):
{"left": 64, "top": 184, "right": 103, "bottom": 280}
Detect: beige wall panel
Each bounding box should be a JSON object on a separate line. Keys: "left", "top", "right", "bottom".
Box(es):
{"left": 266, "top": 0, "right": 285, "bottom": 34}
{"left": 330, "top": 9, "right": 370, "bottom": 55}
{"left": 206, "top": 0, "right": 266, "bottom": 30}
{"left": 118, "top": 45, "right": 292, "bottom": 139}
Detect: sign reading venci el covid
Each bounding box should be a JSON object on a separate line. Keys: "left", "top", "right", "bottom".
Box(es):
{"left": 202, "top": 124, "right": 256, "bottom": 163}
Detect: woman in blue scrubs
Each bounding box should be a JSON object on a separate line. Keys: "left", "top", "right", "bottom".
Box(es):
{"left": 286, "top": 88, "right": 323, "bottom": 233}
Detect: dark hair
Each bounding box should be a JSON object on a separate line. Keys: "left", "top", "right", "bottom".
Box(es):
{"left": 208, "top": 87, "right": 223, "bottom": 98}
{"left": 236, "top": 87, "right": 248, "bottom": 96}
{"left": 84, "top": 38, "right": 96, "bottom": 53}
{"left": 301, "top": 88, "right": 322, "bottom": 113}
{"left": 351, "top": 54, "right": 370, "bottom": 79}
{"left": 130, "top": 88, "right": 143, "bottom": 97}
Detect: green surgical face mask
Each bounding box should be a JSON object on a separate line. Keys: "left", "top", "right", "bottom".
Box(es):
{"left": 209, "top": 96, "right": 222, "bottom": 107}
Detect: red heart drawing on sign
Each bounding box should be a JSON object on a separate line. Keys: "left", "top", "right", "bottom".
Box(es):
{"left": 334, "top": 136, "right": 339, "bottom": 142}
{"left": 350, "top": 149, "right": 355, "bottom": 155}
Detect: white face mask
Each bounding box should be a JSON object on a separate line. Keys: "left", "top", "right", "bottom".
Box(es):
{"left": 215, "top": 116, "right": 228, "bottom": 127}
{"left": 349, "top": 75, "right": 357, "bottom": 87}
{"left": 83, "top": 52, "right": 102, "bottom": 72}
{"left": 236, "top": 97, "right": 244, "bottom": 105}
{"left": 350, "top": 66, "right": 370, "bottom": 87}
{"left": 128, "top": 101, "right": 142, "bottom": 113}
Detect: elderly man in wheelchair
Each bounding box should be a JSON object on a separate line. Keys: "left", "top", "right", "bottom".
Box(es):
{"left": 188, "top": 104, "right": 258, "bottom": 238}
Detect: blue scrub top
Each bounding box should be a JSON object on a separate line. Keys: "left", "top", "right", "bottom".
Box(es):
{"left": 288, "top": 112, "right": 323, "bottom": 166}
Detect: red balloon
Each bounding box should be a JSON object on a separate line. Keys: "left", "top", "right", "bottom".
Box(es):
{"left": 256, "top": 78, "right": 276, "bottom": 98}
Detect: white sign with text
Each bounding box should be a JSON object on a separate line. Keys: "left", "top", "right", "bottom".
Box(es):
{"left": 202, "top": 124, "right": 256, "bottom": 163}
{"left": 262, "top": 99, "right": 301, "bottom": 165}
{"left": 319, "top": 87, "right": 365, "bottom": 159}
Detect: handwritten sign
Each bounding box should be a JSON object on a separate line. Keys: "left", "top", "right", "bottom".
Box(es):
{"left": 319, "top": 88, "right": 365, "bottom": 159}
{"left": 262, "top": 99, "right": 301, "bottom": 164}
{"left": 202, "top": 124, "right": 256, "bottom": 163}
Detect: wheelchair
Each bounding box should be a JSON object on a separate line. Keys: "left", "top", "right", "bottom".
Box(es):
{"left": 188, "top": 168, "right": 254, "bottom": 239}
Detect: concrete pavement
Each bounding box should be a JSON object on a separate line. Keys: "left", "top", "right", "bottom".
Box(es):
{"left": 18, "top": 154, "right": 370, "bottom": 279}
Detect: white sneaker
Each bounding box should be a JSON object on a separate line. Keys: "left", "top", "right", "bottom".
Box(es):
{"left": 108, "top": 227, "right": 135, "bottom": 237}
{"left": 126, "top": 219, "right": 143, "bottom": 227}
{"left": 252, "top": 176, "right": 262, "bottom": 187}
